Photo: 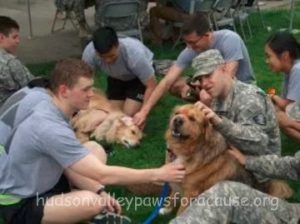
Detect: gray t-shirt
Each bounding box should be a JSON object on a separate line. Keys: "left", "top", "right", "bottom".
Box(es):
{"left": 282, "top": 59, "right": 300, "bottom": 101}
{"left": 0, "top": 100, "right": 89, "bottom": 198}
{"left": 82, "top": 37, "right": 155, "bottom": 84}
{"left": 0, "top": 87, "right": 50, "bottom": 146}
{"left": 176, "top": 30, "right": 255, "bottom": 83}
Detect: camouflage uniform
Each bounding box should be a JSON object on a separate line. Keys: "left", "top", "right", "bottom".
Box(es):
{"left": 73, "top": 0, "right": 95, "bottom": 26}
{"left": 170, "top": 152, "right": 300, "bottom": 224}
{"left": 55, "top": 0, "right": 94, "bottom": 27}
{"left": 212, "top": 80, "right": 281, "bottom": 157}
{"left": 191, "top": 49, "right": 281, "bottom": 182}
{"left": 0, "top": 48, "right": 33, "bottom": 107}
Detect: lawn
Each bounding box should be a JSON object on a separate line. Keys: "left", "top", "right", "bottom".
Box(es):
{"left": 25, "top": 6, "right": 300, "bottom": 224}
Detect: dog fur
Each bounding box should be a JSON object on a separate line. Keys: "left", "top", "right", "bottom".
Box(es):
{"left": 71, "top": 89, "right": 143, "bottom": 148}
{"left": 160, "top": 104, "right": 293, "bottom": 215}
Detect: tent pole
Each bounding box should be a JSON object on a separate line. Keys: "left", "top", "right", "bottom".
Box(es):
{"left": 26, "top": 0, "right": 33, "bottom": 39}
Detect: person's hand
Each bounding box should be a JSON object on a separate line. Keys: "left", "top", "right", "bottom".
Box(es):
{"left": 194, "top": 101, "right": 222, "bottom": 125}
{"left": 157, "top": 162, "right": 186, "bottom": 183}
{"left": 227, "top": 146, "right": 246, "bottom": 166}
{"left": 99, "top": 191, "right": 122, "bottom": 214}
{"left": 133, "top": 110, "right": 147, "bottom": 128}
{"left": 276, "top": 110, "right": 294, "bottom": 128}
{"left": 198, "top": 89, "right": 212, "bottom": 106}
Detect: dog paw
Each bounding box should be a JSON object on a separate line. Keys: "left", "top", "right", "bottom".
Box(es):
{"left": 159, "top": 207, "right": 173, "bottom": 215}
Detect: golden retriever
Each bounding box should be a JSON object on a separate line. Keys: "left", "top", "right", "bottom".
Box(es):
{"left": 71, "top": 89, "right": 143, "bottom": 148}
{"left": 160, "top": 104, "right": 293, "bottom": 215}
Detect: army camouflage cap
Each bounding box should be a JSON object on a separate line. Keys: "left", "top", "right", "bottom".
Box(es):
{"left": 191, "top": 49, "right": 225, "bottom": 80}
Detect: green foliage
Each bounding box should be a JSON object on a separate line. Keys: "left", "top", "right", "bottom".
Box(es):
{"left": 25, "top": 6, "right": 300, "bottom": 223}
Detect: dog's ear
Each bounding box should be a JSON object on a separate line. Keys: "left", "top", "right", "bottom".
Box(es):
{"left": 105, "top": 119, "right": 123, "bottom": 143}
{"left": 120, "top": 116, "right": 134, "bottom": 127}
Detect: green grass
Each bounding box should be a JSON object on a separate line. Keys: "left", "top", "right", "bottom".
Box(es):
{"left": 24, "top": 6, "right": 300, "bottom": 224}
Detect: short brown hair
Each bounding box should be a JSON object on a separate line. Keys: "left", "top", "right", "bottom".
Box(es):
{"left": 0, "top": 16, "right": 19, "bottom": 36}
{"left": 50, "top": 58, "right": 94, "bottom": 94}
{"left": 182, "top": 13, "right": 211, "bottom": 36}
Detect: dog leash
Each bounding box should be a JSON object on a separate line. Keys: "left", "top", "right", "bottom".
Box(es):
{"left": 142, "top": 182, "right": 170, "bottom": 224}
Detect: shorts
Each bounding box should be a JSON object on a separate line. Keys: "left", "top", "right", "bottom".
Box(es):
{"left": 106, "top": 77, "right": 145, "bottom": 102}
{"left": 0, "top": 175, "right": 70, "bottom": 224}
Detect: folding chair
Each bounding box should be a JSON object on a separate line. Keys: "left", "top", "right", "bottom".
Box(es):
{"left": 234, "top": 0, "right": 253, "bottom": 40}
{"left": 245, "top": 0, "right": 265, "bottom": 29}
{"left": 98, "top": 0, "right": 143, "bottom": 42}
{"left": 212, "top": 0, "right": 236, "bottom": 31}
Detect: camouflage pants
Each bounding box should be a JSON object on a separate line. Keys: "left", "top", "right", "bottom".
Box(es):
{"left": 170, "top": 181, "right": 300, "bottom": 224}
{"left": 73, "top": 0, "right": 95, "bottom": 25}
{"left": 55, "top": 0, "right": 95, "bottom": 25}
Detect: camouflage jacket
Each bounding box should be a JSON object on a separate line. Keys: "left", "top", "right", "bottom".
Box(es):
{"left": 0, "top": 48, "right": 33, "bottom": 106}
{"left": 246, "top": 151, "right": 300, "bottom": 181}
{"left": 212, "top": 80, "right": 281, "bottom": 156}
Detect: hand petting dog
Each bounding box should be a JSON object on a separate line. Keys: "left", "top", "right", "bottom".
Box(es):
{"left": 194, "top": 101, "right": 222, "bottom": 126}
{"left": 228, "top": 146, "right": 247, "bottom": 166}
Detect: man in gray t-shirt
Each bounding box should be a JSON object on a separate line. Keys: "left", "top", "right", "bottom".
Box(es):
{"left": 0, "top": 83, "right": 50, "bottom": 148}
{"left": 82, "top": 26, "right": 157, "bottom": 117}
{"left": 134, "top": 13, "right": 255, "bottom": 128}
{"left": 0, "top": 58, "right": 185, "bottom": 224}
{"left": 0, "top": 16, "right": 34, "bottom": 107}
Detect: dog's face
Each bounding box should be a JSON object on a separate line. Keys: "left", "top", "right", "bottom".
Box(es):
{"left": 114, "top": 117, "right": 143, "bottom": 148}
{"left": 168, "top": 104, "right": 207, "bottom": 142}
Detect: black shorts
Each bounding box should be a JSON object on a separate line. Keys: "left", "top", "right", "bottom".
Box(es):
{"left": 106, "top": 77, "right": 145, "bottom": 102}
{"left": 0, "top": 175, "right": 70, "bottom": 224}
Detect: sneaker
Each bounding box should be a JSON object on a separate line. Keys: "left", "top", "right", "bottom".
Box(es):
{"left": 90, "top": 212, "right": 131, "bottom": 224}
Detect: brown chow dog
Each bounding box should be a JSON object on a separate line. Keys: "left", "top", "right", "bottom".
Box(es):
{"left": 160, "top": 104, "right": 293, "bottom": 215}
{"left": 71, "top": 89, "right": 143, "bottom": 148}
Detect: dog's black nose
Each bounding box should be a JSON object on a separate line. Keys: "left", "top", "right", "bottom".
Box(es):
{"left": 174, "top": 117, "right": 183, "bottom": 127}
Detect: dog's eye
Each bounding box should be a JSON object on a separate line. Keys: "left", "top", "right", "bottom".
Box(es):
{"left": 131, "top": 130, "right": 136, "bottom": 135}
{"left": 188, "top": 116, "right": 196, "bottom": 122}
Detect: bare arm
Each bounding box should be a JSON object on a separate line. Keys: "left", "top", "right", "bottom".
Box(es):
{"left": 143, "top": 76, "right": 157, "bottom": 104}
{"left": 133, "top": 64, "right": 183, "bottom": 126}
{"left": 277, "top": 111, "right": 300, "bottom": 142}
{"left": 70, "top": 153, "right": 185, "bottom": 185}
{"left": 271, "top": 95, "right": 291, "bottom": 110}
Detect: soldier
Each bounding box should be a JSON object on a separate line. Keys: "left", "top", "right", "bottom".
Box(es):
{"left": 0, "top": 16, "right": 34, "bottom": 107}
{"left": 171, "top": 140, "right": 300, "bottom": 223}
{"left": 192, "top": 49, "right": 280, "bottom": 157}
{"left": 133, "top": 13, "right": 255, "bottom": 128}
